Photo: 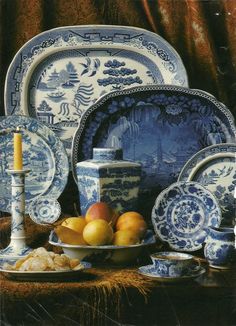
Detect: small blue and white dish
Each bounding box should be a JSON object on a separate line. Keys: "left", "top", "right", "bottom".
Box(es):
{"left": 28, "top": 197, "right": 61, "bottom": 225}
{"left": 151, "top": 181, "right": 222, "bottom": 252}
{"left": 138, "top": 264, "right": 206, "bottom": 282}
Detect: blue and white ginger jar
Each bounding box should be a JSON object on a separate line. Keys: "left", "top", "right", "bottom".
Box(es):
{"left": 76, "top": 148, "right": 142, "bottom": 215}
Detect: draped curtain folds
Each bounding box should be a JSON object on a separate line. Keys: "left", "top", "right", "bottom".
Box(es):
{"left": 0, "top": 0, "right": 235, "bottom": 118}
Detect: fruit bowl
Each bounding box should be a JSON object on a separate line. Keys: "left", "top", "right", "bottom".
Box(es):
{"left": 49, "top": 230, "right": 156, "bottom": 265}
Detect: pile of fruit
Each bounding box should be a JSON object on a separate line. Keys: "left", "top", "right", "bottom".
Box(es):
{"left": 54, "top": 202, "right": 147, "bottom": 246}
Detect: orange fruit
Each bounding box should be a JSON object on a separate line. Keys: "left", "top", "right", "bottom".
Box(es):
{"left": 115, "top": 211, "right": 147, "bottom": 238}
{"left": 112, "top": 230, "right": 140, "bottom": 246}
{"left": 83, "top": 219, "right": 113, "bottom": 246}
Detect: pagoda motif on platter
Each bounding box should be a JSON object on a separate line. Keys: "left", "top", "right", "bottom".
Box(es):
{"left": 36, "top": 100, "right": 55, "bottom": 125}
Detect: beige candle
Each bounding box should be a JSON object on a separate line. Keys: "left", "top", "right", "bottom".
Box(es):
{"left": 13, "top": 128, "right": 23, "bottom": 170}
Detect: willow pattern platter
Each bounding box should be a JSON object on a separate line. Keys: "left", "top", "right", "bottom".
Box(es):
{"left": 4, "top": 25, "right": 188, "bottom": 158}
{"left": 71, "top": 84, "right": 236, "bottom": 216}
{"left": 0, "top": 261, "right": 91, "bottom": 282}
{"left": 178, "top": 143, "right": 236, "bottom": 226}
{"left": 0, "top": 115, "right": 69, "bottom": 213}
{"left": 151, "top": 181, "right": 222, "bottom": 251}
{"left": 138, "top": 264, "right": 206, "bottom": 282}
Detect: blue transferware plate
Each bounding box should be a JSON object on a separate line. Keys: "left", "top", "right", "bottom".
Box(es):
{"left": 138, "top": 264, "right": 206, "bottom": 282}
{"left": 0, "top": 115, "right": 69, "bottom": 213}
{"left": 151, "top": 181, "right": 222, "bottom": 251}
{"left": 4, "top": 25, "right": 188, "bottom": 159}
{"left": 178, "top": 143, "right": 236, "bottom": 226}
{"left": 71, "top": 84, "right": 236, "bottom": 217}
{"left": 28, "top": 197, "right": 61, "bottom": 225}
{"left": 0, "top": 261, "right": 91, "bottom": 282}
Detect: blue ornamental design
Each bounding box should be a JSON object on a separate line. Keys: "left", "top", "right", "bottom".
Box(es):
{"left": 151, "top": 181, "right": 222, "bottom": 252}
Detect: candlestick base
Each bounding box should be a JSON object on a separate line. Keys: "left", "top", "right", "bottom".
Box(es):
{"left": 0, "top": 244, "right": 32, "bottom": 261}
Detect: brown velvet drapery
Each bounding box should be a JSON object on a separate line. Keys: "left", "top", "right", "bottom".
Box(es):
{"left": 0, "top": 0, "right": 236, "bottom": 119}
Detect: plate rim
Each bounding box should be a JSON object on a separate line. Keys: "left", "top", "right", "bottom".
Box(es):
{"left": 178, "top": 143, "right": 236, "bottom": 181}
{"left": 0, "top": 261, "right": 91, "bottom": 275}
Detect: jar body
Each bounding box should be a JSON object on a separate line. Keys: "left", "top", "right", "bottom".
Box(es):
{"left": 204, "top": 227, "right": 235, "bottom": 269}
{"left": 76, "top": 148, "right": 142, "bottom": 215}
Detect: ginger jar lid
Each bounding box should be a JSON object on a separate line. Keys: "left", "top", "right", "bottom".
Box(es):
{"left": 93, "top": 148, "right": 123, "bottom": 161}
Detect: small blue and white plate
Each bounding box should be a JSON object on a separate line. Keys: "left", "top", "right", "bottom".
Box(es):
{"left": 138, "top": 264, "right": 206, "bottom": 282}
{"left": 29, "top": 197, "right": 61, "bottom": 225}
{"left": 151, "top": 181, "right": 222, "bottom": 252}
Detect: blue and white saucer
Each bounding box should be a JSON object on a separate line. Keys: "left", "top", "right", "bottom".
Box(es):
{"left": 138, "top": 264, "right": 206, "bottom": 282}
{"left": 29, "top": 197, "right": 61, "bottom": 225}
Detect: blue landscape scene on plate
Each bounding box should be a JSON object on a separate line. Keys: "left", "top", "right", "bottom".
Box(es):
{"left": 0, "top": 116, "right": 69, "bottom": 213}
{"left": 5, "top": 25, "right": 189, "bottom": 158}
{"left": 178, "top": 144, "right": 236, "bottom": 226}
{"left": 72, "top": 85, "right": 236, "bottom": 217}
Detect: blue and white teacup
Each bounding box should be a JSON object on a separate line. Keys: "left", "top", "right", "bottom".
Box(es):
{"left": 204, "top": 227, "right": 235, "bottom": 269}
{"left": 150, "top": 251, "right": 199, "bottom": 277}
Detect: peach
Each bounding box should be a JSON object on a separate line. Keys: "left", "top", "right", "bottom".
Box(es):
{"left": 115, "top": 211, "right": 147, "bottom": 238}
{"left": 85, "top": 202, "right": 119, "bottom": 226}
{"left": 83, "top": 219, "right": 113, "bottom": 246}
{"left": 112, "top": 230, "right": 140, "bottom": 246}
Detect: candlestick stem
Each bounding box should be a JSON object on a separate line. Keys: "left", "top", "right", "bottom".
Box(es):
{"left": 0, "top": 169, "right": 32, "bottom": 261}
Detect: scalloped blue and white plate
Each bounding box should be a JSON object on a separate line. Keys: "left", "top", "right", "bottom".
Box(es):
{"left": 0, "top": 115, "right": 69, "bottom": 213}
{"left": 151, "top": 181, "right": 222, "bottom": 251}
{"left": 178, "top": 143, "right": 236, "bottom": 226}
{"left": 71, "top": 84, "right": 236, "bottom": 216}
{"left": 4, "top": 25, "right": 188, "bottom": 159}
